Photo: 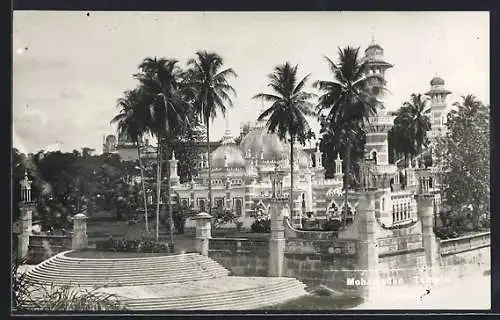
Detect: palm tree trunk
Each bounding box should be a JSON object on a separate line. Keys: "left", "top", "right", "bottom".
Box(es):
{"left": 155, "top": 140, "right": 162, "bottom": 241}
{"left": 167, "top": 150, "right": 174, "bottom": 249}
{"left": 343, "top": 143, "right": 351, "bottom": 228}
{"left": 206, "top": 122, "right": 212, "bottom": 215}
{"left": 290, "top": 137, "right": 295, "bottom": 226}
{"left": 137, "top": 144, "right": 149, "bottom": 233}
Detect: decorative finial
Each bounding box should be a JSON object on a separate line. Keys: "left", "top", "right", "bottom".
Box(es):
{"left": 172, "top": 151, "right": 176, "bottom": 160}
{"left": 336, "top": 153, "right": 341, "bottom": 160}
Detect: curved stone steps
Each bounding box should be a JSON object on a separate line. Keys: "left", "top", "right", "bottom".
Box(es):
{"left": 122, "top": 279, "right": 307, "bottom": 310}
{"left": 25, "top": 252, "right": 230, "bottom": 287}
{"left": 40, "top": 260, "right": 227, "bottom": 274}
{"left": 49, "top": 253, "right": 213, "bottom": 267}
{"left": 26, "top": 268, "right": 228, "bottom": 283}
{"left": 25, "top": 270, "right": 230, "bottom": 287}
{"left": 36, "top": 259, "right": 227, "bottom": 274}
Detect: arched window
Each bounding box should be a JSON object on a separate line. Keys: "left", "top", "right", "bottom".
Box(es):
{"left": 198, "top": 199, "right": 206, "bottom": 212}
{"left": 181, "top": 199, "right": 188, "bottom": 208}
{"left": 372, "top": 150, "right": 378, "bottom": 163}
{"left": 235, "top": 198, "right": 243, "bottom": 216}
{"left": 381, "top": 197, "right": 385, "bottom": 211}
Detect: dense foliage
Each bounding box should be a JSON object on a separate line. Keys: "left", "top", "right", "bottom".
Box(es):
{"left": 251, "top": 219, "right": 271, "bottom": 233}
{"left": 96, "top": 237, "right": 173, "bottom": 253}
{"left": 211, "top": 206, "right": 239, "bottom": 230}
{"left": 433, "top": 95, "right": 490, "bottom": 231}
{"left": 388, "top": 93, "right": 432, "bottom": 165}
{"left": 12, "top": 148, "right": 138, "bottom": 228}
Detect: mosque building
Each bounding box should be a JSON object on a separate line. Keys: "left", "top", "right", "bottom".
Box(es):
{"left": 104, "top": 39, "right": 451, "bottom": 230}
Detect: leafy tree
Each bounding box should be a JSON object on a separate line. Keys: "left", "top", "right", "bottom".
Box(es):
{"left": 389, "top": 93, "right": 431, "bottom": 165}
{"left": 185, "top": 50, "right": 237, "bottom": 216}
{"left": 433, "top": 95, "right": 489, "bottom": 230}
{"left": 318, "top": 114, "right": 365, "bottom": 186}
{"left": 211, "top": 207, "right": 238, "bottom": 230}
{"left": 253, "top": 62, "right": 315, "bottom": 213}
{"left": 135, "top": 57, "right": 191, "bottom": 244}
{"left": 315, "top": 47, "right": 382, "bottom": 225}
{"left": 111, "top": 88, "right": 152, "bottom": 231}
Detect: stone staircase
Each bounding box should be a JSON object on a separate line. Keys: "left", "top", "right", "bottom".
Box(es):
{"left": 25, "top": 252, "right": 230, "bottom": 287}
{"left": 24, "top": 251, "right": 308, "bottom": 310}
{"left": 121, "top": 277, "right": 307, "bottom": 310}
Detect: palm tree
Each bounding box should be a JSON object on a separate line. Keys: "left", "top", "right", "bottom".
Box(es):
{"left": 111, "top": 88, "right": 151, "bottom": 232}
{"left": 135, "top": 57, "right": 191, "bottom": 244}
{"left": 315, "top": 46, "right": 382, "bottom": 226}
{"left": 399, "top": 93, "right": 432, "bottom": 157}
{"left": 185, "top": 50, "right": 237, "bottom": 216}
{"left": 253, "top": 62, "right": 315, "bottom": 220}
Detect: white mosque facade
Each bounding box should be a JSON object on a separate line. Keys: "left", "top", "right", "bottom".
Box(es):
{"left": 104, "top": 40, "right": 452, "bottom": 230}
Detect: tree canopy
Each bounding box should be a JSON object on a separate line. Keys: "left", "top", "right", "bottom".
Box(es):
{"left": 433, "top": 94, "right": 490, "bottom": 230}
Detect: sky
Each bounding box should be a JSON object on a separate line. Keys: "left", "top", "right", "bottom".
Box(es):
{"left": 12, "top": 11, "right": 490, "bottom": 155}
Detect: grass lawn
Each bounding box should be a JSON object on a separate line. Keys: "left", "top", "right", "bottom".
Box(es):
{"left": 263, "top": 295, "right": 364, "bottom": 310}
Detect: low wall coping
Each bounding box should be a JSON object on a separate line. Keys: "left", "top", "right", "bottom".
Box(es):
{"left": 440, "top": 243, "right": 490, "bottom": 257}
{"left": 440, "top": 231, "right": 490, "bottom": 244}
{"left": 211, "top": 237, "right": 268, "bottom": 242}
{"left": 30, "top": 235, "right": 73, "bottom": 239}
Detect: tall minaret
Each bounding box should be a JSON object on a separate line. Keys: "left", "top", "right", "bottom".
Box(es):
{"left": 362, "top": 37, "right": 394, "bottom": 165}
{"left": 424, "top": 75, "right": 452, "bottom": 144}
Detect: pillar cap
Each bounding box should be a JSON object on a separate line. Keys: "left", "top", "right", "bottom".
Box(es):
{"left": 73, "top": 213, "right": 88, "bottom": 220}
{"left": 193, "top": 212, "right": 212, "bottom": 219}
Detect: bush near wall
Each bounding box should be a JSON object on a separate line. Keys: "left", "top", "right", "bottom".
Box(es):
{"left": 95, "top": 237, "right": 172, "bottom": 253}
{"left": 251, "top": 219, "right": 271, "bottom": 233}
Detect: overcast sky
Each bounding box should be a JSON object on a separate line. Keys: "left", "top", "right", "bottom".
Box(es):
{"left": 13, "top": 11, "right": 489, "bottom": 154}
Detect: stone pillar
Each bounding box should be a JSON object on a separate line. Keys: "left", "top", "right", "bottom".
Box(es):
{"left": 169, "top": 152, "right": 180, "bottom": 186}
{"left": 417, "top": 195, "right": 439, "bottom": 274}
{"left": 72, "top": 213, "right": 88, "bottom": 251}
{"left": 225, "top": 178, "right": 232, "bottom": 209}
{"left": 194, "top": 212, "right": 212, "bottom": 256}
{"left": 17, "top": 202, "right": 34, "bottom": 260}
{"left": 357, "top": 191, "right": 379, "bottom": 301}
{"left": 269, "top": 199, "right": 287, "bottom": 277}
{"left": 304, "top": 170, "right": 313, "bottom": 212}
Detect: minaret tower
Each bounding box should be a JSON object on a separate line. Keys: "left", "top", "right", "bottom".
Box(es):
{"left": 362, "top": 36, "right": 394, "bottom": 165}
{"left": 424, "top": 74, "right": 452, "bottom": 144}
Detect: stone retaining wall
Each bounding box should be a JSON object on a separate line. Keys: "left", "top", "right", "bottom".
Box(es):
{"left": 28, "top": 235, "right": 72, "bottom": 264}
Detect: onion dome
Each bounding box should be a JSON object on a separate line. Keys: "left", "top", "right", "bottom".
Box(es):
{"left": 430, "top": 76, "right": 445, "bottom": 86}
{"left": 210, "top": 127, "right": 245, "bottom": 168}
{"left": 425, "top": 74, "right": 452, "bottom": 96}
{"left": 239, "top": 127, "right": 289, "bottom": 162}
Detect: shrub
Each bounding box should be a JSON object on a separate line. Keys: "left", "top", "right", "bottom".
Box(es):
{"left": 322, "top": 219, "right": 342, "bottom": 231}
{"left": 212, "top": 207, "right": 238, "bottom": 229}
{"left": 235, "top": 221, "right": 243, "bottom": 231}
{"left": 251, "top": 219, "right": 271, "bottom": 233}
{"left": 96, "top": 237, "right": 171, "bottom": 253}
